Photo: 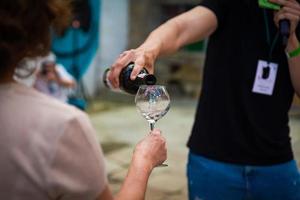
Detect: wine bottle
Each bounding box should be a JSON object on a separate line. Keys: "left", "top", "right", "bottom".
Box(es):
{"left": 103, "top": 62, "right": 156, "bottom": 95}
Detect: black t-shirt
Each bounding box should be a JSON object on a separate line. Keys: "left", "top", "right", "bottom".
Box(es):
{"left": 187, "top": 0, "right": 296, "bottom": 165}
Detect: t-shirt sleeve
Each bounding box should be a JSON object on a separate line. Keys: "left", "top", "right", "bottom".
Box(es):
{"left": 199, "top": 0, "right": 228, "bottom": 26}
{"left": 46, "top": 112, "right": 107, "bottom": 200}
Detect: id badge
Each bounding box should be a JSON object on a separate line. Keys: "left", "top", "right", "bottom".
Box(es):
{"left": 252, "top": 60, "right": 278, "bottom": 96}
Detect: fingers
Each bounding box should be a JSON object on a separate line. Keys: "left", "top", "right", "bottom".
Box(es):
{"left": 131, "top": 57, "right": 146, "bottom": 80}
{"left": 131, "top": 51, "right": 154, "bottom": 80}
{"left": 272, "top": 0, "right": 300, "bottom": 34}
{"left": 108, "top": 50, "right": 134, "bottom": 88}
{"left": 152, "top": 132, "right": 167, "bottom": 166}
{"left": 274, "top": 10, "right": 300, "bottom": 33}
{"left": 282, "top": 5, "right": 300, "bottom": 16}
{"left": 276, "top": 12, "right": 300, "bottom": 22}
{"left": 150, "top": 128, "right": 161, "bottom": 135}
{"left": 133, "top": 128, "right": 167, "bottom": 169}
{"left": 268, "top": 0, "right": 285, "bottom": 4}
{"left": 147, "top": 128, "right": 166, "bottom": 150}
{"left": 269, "top": 0, "right": 300, "bottom": 15}
{"left": 269, "top": 0, "right": 298, "bottom": 7}
{"left": 107, "top": 48, "right": 156, "bottom": 88}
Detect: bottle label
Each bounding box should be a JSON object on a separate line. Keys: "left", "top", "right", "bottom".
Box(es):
{"left": 136, "top": 68, "right": 148, "bottom": 79}
{"left": 137, "top": 72, "right": 147, "bottom": 79}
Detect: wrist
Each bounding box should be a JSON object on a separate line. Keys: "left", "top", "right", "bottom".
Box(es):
{"left": 139, "top": 36, "right": 163, "bottom": 60}
{"left": 286, "top": 34, "right": 300, "bottom": 58}
{"left": 287, "top": 33, "right": 298, "bottom": 51}
{"left": 131, "top": 153, "right": 154, "bottom": 175}
{"left": 137, "top": 46, "right": 159, "bottom": 63}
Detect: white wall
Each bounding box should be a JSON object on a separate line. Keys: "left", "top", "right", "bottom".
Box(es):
{"left": 83, "top": 0, "right": 129, "bottom": 96}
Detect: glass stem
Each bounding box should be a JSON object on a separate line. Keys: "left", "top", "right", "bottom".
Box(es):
{"left": 149, "top": 121, "right": 155, "bottom": 131}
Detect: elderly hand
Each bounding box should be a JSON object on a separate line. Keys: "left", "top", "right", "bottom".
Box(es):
{"left": 132, "top": 129, "right": 167, "bottom": 170}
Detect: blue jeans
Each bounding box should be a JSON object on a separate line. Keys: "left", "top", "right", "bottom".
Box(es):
{"left": 187, "top": 151, "right": 300, "bottom": 200}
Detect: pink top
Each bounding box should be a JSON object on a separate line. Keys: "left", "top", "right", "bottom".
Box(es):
{"left": 0, "top": 82, "right": 107, "bottom": 200}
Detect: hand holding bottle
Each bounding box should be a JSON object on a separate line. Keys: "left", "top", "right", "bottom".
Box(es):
{"left": 104, "top": 62, "right": 156, "bottom": 94}
{"left": 269, "top": 0, "right": 300, "bottom": 40}
{"left": 108, "top": 48, "right": 157, "bottom": 89}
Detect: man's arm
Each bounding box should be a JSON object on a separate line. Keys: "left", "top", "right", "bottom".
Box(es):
{"left": 287, "top": 33, "right": 300, "bottom": 97}
{"left": 140, "top": 6, "right": 218, "bottom": 58}
{"left": 108, "top": 6, "right": 218, "bottom": 88}
{"left": 270, "top": 0, "right": 300, "bottom": 97}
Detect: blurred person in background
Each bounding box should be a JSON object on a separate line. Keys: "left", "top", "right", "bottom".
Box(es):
{"left": 108, "top": 0, "right": 300, "bottom": 199}
{"left": 0, "top": 0, "right": 166, "bottom": 200}
{"left": 34, "top": 52, "right": 76, "bottom": 103}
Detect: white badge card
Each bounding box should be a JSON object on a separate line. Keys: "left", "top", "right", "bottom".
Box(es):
{"left": 252, "top": 60, "right": 278, "bottom": 96}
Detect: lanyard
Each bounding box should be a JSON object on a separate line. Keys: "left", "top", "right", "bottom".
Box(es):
{"left": 263, "top": 9, "right": 279, "bottom": 61}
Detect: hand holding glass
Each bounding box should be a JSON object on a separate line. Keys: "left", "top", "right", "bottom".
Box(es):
{"left": 135, "top": 85, "right": 170, "bottom": 167}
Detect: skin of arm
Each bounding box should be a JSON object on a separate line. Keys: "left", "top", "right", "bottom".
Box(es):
{"left": 96, "top": 129, "right": 167, "bottom": 200}
{"left": 96, "top": 162, "right": 152, "bottom": 200}
{"left": 287, "top": 33, "right": 300, "bottom": 97}
{"left": 108, "top": 6, "right": 218, "bottom": 88}
{"left": 270, "top": 0, "right": 300, "bottom": 97}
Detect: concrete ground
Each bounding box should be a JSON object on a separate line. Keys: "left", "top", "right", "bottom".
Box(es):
{"left": 87, "top": 95, "right": 300, "bottom": 200}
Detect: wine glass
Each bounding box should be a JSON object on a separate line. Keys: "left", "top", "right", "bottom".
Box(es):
{"left": 135, "top": 85, "right": 170, "bottom": 167}
{"left": 135, "top": 85, "right": 170, "bottom": 131}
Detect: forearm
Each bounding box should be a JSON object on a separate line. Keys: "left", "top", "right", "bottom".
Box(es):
{"left": 137, "top": 21, "right": 181, "bottom": 60}
{"left": 138, "top": 6, "right": 218, "bottom": 59}
{"left": 114, "top": 159, "right": 152, "bottom": 200}
{"left": 96, "top": 161, "right": 152, "bottom": 200}
{"left": 287, "top": 33, "right": 300, "bottom": 97}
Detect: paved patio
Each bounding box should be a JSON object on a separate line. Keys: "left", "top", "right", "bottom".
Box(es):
{"left": 88, "top": 95, "right": 300, "bottom": 200}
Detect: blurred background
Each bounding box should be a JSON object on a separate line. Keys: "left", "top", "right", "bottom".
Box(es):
{"left": 22, "top": 0, "right": 300, "bottom": 199}
{"left": 51, "top": 0, "right": 205, "bottom": 99}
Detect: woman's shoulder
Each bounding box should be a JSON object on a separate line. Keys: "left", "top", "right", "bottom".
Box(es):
{"left": 14, "top": 82, "right": 87, "bottom": 124}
